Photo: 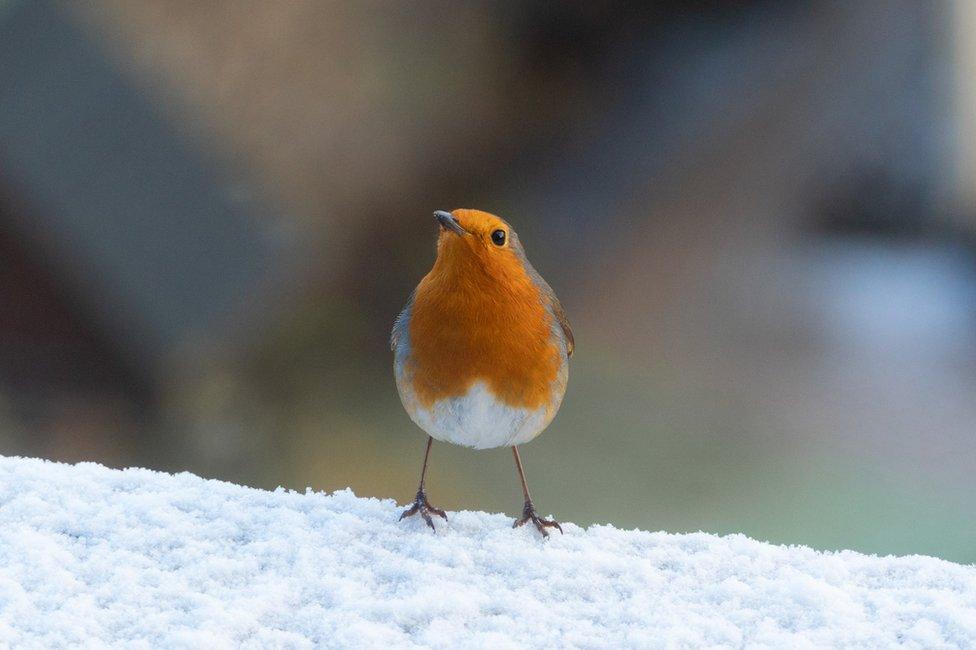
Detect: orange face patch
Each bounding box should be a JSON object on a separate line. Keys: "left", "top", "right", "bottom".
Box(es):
{"left": 407, "top": 210, "right": 562, "bottom": 410}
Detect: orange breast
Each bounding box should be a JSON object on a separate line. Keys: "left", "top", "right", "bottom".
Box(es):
{"left": 407, "top": 255, "right": 561, "bottom": 410}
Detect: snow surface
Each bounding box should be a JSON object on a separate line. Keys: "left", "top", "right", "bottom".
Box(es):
{"left": 1, "top": 457, "right": 975, "bottom": 648}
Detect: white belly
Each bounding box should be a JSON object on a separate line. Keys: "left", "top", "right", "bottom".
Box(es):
{"left": 395, "top": 379, "right": 561, "bottom": 450}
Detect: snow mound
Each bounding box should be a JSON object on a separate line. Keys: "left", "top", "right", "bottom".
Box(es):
{"left": 0, "top": 457, "right": 974, "bottom": 648}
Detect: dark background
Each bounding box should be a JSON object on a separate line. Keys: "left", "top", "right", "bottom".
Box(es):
{"left": 1, "top": 0, "right": 974, "bottom": 561}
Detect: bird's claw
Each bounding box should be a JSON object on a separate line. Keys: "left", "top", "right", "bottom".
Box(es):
{"left": 399, "top": 489, "right": 447, "bottom": 531}
{"left": 513, "top": 500, "right": 563, "bottom": 538}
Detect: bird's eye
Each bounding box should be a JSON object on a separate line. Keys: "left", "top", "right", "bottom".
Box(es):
{"left": 491, "top": 229, "right": 506, "bottom": 246}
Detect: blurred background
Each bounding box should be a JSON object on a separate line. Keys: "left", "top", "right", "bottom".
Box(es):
{"left": 1, "top": 0, "right": 974, "bottom": 562}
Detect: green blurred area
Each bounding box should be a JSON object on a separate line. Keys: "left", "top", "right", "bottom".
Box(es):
{"left": 165, "top": 330, "right": 976, "bottom": 562}
{"left": 288, "top": 356, "right": 976, "bottom": 563}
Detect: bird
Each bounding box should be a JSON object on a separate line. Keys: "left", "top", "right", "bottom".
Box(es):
{"left": 391, "top": 208, "right": 573, "bottom": 537}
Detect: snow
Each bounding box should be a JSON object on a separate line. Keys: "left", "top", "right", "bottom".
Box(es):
{"left": 1, "top": 457, "right": 975, "bottom": 648}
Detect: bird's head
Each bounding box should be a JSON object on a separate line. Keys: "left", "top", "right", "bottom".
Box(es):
{"left": 431, "top": 209, "right": 528, "bottom": 283}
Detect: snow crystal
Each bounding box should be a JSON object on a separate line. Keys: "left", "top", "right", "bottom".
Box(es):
{"left": 0, "top": 456, "right": 974, "bottom": 647}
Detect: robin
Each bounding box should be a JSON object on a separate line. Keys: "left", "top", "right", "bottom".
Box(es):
{"left": 391, "top": 209, "right": 573, "bottom": 537}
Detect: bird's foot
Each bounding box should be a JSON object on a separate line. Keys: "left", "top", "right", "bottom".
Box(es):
{"left": 399, "top": 489, "right": 447, "bottom": 531}
{"left": 513, "top": 500, "right": 563, "bottom": 538}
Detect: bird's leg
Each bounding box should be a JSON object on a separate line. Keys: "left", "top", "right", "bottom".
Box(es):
{"left": 399, "top": 436, "right": 447, "bottom": 531}
{"left": 511, "top": 446, "right": 562, "bottom": 537}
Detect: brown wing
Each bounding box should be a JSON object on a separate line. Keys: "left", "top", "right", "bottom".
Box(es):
{"left": 522, "top": 256, "right": 574, "bottom": 358}
{"left": 550, "top": 295, "right": 574, "bottom": 358}
{"left": 506, "top": 228, "right": 575, "bottom": 358}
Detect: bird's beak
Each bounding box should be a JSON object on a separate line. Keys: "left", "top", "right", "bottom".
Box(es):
{"left": 434, "top": 210, "right": 467, "bottom": 236}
